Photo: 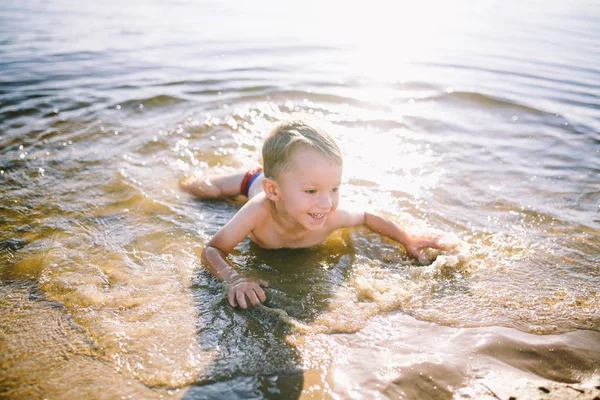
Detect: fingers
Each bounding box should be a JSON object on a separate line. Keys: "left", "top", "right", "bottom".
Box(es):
{"left": 246, "top": 289, "right": 261, "bottom": 307}
{"left": 227, "top": 279, "right": 269, "bottom": 309}
{"left": 255, "top": 286, "right": 267, "bottom": 303}
{"left": 426, "top": 234, "right": 459, "bottom": 252}
{"left": 412, "top": 234, "right": 449, "bottom": 251}
{"left": 228, "top": 289, "right": 238, "bottom": 308}
{"left": 236, "top": 290, "right": 248, "bottom": 309}
{"left": 406, "top": 237, "right": 440, "bottom": 258}
{"left": 406, "top": 233, "right": 462, "bottom": 260}
{"left": 234, "top": 288, "right": 263, "bottom": 309}
{"left": 406, "top": 244, "right": 421, "bottom": 259}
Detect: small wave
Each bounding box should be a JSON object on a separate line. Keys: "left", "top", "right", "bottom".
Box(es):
{"left": 390, "top": 80, "right": 441, "bottom": 91}
{"left": 0, "top": 105, "right": 43, "bottom": 120}
{"left": 217, "top": 66, "right": 285, "bottom": 74}
{"left": 0, "top": 92, "right": 51, "bottom": 108}
{"left": 236, "top": 85, "right": 276, "bottom": 93}
{"left": 113, "top": 95, "right": 188, "bottom": 110}
{"left": 47, "top": 51, "right": 99, "bottom": 62}
{"left": 402, "top": 115, "right": 468, "bottom": 133}
{"left": 431, "top": 91, "right": 544, "bottom": 113}
{"left": 0, "top": 158, "right": 25, "bottom": 172}
{"left": 185, "top": 89, "right": 223, "bottom": 96}
{"left": 155, "top": 76, "right": 274, "bottom": 94}
{"left": 156, "top": 79, "right": 223, "bottom": 87}
{"left": 175, "top": 85, "right": 277, "bottom": 96}
{"left": 0, "top": 78, "right": 46, "bottom": 89}
{"left": 98, "top": 172, "right": 173, "bottom": 217}
{"left": 224, "top": 90, "right": 387, "bottom": 112}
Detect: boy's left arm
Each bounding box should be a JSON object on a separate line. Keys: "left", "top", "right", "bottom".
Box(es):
{"left": 334, "top": 209, "right": 457, "bottom": 258}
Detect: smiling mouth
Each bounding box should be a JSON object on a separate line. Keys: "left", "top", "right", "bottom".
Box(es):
{"left": 308, "top": 213, "right": 326, "bottom": 220}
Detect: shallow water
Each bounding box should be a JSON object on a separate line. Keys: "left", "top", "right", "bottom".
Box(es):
{"left": 1, "top": 0, "right": 599, "bottom": 398}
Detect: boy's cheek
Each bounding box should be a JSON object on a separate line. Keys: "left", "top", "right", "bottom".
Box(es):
{"left": 330, "top": 196, "right": 340, "bottom": 210}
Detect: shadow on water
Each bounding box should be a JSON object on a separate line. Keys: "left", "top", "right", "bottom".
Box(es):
{"left": 185, "top": 278, "right": 305, "bottom": 399}
{"left": 184, "top": 217, "right": 357, "bottom": 399}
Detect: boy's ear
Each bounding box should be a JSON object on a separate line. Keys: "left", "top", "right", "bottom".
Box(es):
{"left": 262, "top": 178, "right": 280, "bottom": 201}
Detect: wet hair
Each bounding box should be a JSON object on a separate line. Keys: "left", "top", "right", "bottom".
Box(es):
{"left": 262, "top": 120, "right": 343, "bottom": 179}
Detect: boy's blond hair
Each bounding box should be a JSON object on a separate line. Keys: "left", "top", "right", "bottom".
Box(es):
{"left": 262, "top": 120, "right": 343, "bottom": 179}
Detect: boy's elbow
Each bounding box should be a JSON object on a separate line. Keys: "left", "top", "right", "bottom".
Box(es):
{"left": 201, "top": 245, "right": 217, "bottom": 265}
{"left": 364, "top": 211, "right": 383, "bottom": 227}
{"left": 361, "top": 211, "right": 368, "bottom": 225}
{"left": 200, "top": 245, "right": 209, "bottom": 262}
{"left": 364, "top": 211, "right": 401, "bottom": 235}
{"left": 345, "top": 209, "right": 368, "bottom": 227}
{"left": 201, "top": 244, "right": 227, "bottom": 263}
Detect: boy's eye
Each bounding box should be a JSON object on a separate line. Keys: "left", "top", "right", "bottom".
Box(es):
{"left": 331, "top": 187, "right": 339, "bottom": 193}
{"left": 305, "top": 189, "right": 317, "bottom": 194}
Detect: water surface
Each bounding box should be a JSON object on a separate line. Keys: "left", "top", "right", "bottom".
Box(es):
{"left": 1, "top": 0, "right": 599, "bottom": 398}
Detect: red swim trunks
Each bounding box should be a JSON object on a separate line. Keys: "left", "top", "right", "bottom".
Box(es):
{"left": 239, "top": 167, "right": 263, "bottom": 197}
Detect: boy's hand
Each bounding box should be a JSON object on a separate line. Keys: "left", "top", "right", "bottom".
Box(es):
{"left": 404, "top": 232, "right": 461, "bottom": 259}
{"left": 226, "top": 275, "right": 269, "bottom": 309}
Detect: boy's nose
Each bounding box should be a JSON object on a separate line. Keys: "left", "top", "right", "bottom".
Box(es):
{"left": 317, "top": 193, "right": 333, "bottom": 209}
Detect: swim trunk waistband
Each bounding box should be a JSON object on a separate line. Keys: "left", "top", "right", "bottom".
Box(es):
{"left": 240, "top": 167, "right": 263, "bottom": 197}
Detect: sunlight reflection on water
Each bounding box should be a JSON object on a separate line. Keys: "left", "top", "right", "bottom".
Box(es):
{"left": 1, "top": 0, "right": 599, "bottom": 398}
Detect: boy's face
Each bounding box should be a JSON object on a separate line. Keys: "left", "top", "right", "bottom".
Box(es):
{"left": 274, "top": 147, "right": 342, "bottom": 231}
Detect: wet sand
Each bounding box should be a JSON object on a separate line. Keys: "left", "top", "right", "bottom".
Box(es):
{"left": 0, "top": 283, "right": 177, "bottom": 399}
{"left": 316, "top": 312, "right": 600, "bottom": 399}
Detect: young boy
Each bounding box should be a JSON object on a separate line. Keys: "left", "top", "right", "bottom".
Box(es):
{"left": 181, "top": 120, "right": 457, "bottom": 309}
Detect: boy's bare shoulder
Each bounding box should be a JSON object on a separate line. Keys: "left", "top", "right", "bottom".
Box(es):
{"left": 206, "top": 194, "right": 271, "bottom": 253}
{"left": 238, "top": 193, "right": 271, "bottom": 220}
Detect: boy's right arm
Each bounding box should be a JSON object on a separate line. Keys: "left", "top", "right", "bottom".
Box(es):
{"left": 201, "top": 199, "right": 268, "bottom": 309}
